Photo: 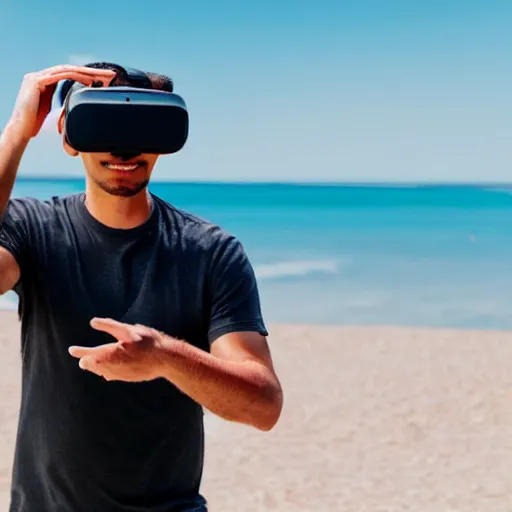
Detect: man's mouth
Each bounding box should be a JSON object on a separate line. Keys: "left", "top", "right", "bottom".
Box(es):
{"left": 101, "top": 162, "right": 145, "bottom": 172}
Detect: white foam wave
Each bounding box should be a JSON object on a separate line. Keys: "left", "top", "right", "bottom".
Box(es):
{"left": 482, "top": 187, "right": 512, "bottom": 196}
{"left": 254, "top": 259, "right": 340, "bottom": 280}
{"left": 0, "top": 261, "right": 339, "bottom": 309}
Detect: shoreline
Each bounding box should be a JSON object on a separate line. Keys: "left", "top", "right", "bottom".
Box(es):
{"left": 3, "top": 311, "right": 512, "bottom": 510}
{"left": 2, "top": 309, "right": 512, "bottom": 334}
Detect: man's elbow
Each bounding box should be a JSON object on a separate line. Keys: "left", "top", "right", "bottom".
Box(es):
{"left": 254, "top": 407, "right": 282, "bottom": 432}
{"left": 250, "top": 382, "right": 283, "bottom": 432}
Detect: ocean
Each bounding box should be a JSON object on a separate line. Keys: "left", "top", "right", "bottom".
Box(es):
{"left": 2, "top": 178, "right": 512, "bottom": 331}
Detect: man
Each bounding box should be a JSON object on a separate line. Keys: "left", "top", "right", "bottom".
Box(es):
{"left": 0, "top": 63, "right": 283, "bottom": 512}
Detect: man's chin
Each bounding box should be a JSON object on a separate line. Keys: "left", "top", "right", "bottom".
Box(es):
{"left": 97, "top": 179, "right": 149, "bottom": 198}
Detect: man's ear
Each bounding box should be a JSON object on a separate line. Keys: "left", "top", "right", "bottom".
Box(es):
{"left": 58, "top": 109, "right": 79, "bottom": 157}
{"left": 57, "top": 108, "right": 65, "bottom": 135}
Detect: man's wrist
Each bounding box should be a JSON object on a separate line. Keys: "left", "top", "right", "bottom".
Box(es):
{"left": 2, "top": 118, "right": 31, "bottom": 149}
{"left": 155, "top": 334, "right": 185, "bottom": 380}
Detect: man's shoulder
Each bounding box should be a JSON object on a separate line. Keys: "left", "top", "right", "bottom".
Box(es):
{"left": 154, "top": 195, "right": 239, "bottom": 250}
{"left": 4, "top": 193, "right": 80, "bottom": 223}
{"left": 7, "top": 192, "right": 80, "bottom": 209}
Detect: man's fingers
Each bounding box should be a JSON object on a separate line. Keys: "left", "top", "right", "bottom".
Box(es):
{"left": 90, "top": 317, "right": 142, "bottom": 342}
{"left": 68, "top": 344, "right": 115, "bottom": 359}
{"left": 68, "top": 345, "right": 96, "bottom": 358}
{"left": 39, "top": 64, "right": 116, "bottom": 77}
{"left": 69, "top": 342, "right": 120, "bottom": 365}
{"left": 78, "top": 358, "right": 115, "bottom": 381}
{"left": 38, "top": 71, "right": 114, "bottom": 89}
{"left": 78, "top": 356, "right": 108, "bottom": 378}
{"left": 29, "top": 65, "right": 116, "bottom": 90}
{"left": 39, "top": 72, "right": 102, "bottom": 88}
{"left": 78, "top": 356, "right": 96, "bottom": 371}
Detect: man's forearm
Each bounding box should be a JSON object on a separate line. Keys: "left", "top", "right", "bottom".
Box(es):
{"left": 158, "top": 336, "right": 283, "bottom": 431}
{"left": 0, "top": 121, "right": 30, "bottom": 217}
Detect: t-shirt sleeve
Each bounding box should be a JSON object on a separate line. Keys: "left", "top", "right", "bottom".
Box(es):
{"left": 207, "top": 234, "right": 268, "bottom": 345}
{"left": 0, "top": 198, "right": 32, "bottom": 272}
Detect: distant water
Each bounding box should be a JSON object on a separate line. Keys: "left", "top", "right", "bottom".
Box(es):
{"left": 3, "top": 178, "right": 512, "bottom": 330}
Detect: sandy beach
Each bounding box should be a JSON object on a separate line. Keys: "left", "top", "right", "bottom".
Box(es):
{"left": 2, "top": 311, "right": 512, "bottom": 511}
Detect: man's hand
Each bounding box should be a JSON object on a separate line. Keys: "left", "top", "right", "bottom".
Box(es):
{"left": 69, "top": 318, "right": 167, "bottom": 382}
{"left": 69, "top": 318, "right": 283, "bottom": 430}
{"left": 9, "top": 65, "right": 116, "bottom": 139}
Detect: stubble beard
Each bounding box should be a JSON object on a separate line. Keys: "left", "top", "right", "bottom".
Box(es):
{"left": 95, "top": 178, "right": 150, "bottom": 197}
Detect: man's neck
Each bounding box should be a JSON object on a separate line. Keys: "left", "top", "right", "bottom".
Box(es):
{"left": 84, "top": 184, "right": 153, "bottom": 230}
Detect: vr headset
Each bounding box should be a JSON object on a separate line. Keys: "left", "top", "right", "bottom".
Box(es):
{"left": 58, "top": 67, "right": 189, "bottom": 157}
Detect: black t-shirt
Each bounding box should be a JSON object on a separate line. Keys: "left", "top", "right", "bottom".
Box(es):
{"left": 0, "top": 192, "right": 268, "bottom": 512}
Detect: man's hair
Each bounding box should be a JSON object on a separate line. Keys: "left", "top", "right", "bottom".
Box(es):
{"left": 84, "top": 62, "right": 174, "bottom": 92}
{"left": 59, "top": 61, "right": 174, "bottom": 105}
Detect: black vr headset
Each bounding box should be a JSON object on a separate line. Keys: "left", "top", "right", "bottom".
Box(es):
{"left": 58, "top": 67, "right": 189, "bottom": 158}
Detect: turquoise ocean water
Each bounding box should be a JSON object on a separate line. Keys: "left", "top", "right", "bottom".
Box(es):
{"left": 2, "top": 179, "right": 512, "bottom": 330}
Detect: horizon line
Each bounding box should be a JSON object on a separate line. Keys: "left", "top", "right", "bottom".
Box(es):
{"left": 13, "top": 176, "right": 512, "bottom": 188}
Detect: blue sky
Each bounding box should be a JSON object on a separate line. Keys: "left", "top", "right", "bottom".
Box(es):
{"left": 1, "top": 0, "right": 512, "bottom": 182}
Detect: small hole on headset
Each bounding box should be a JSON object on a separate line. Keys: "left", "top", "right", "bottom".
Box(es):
{"left": 126, "top": 97, "right": 131, "bottom": 102}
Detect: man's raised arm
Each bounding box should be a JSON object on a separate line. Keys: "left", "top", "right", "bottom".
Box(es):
{"left": 0, "top": 65, "right": 117, "bottom": 295}
{"left": 0, "top": 123, "right": 29, "bottom": 219}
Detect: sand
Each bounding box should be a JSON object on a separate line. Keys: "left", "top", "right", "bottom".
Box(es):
{"left": 2, "top": 311, "right": 512, "bottom": 511}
